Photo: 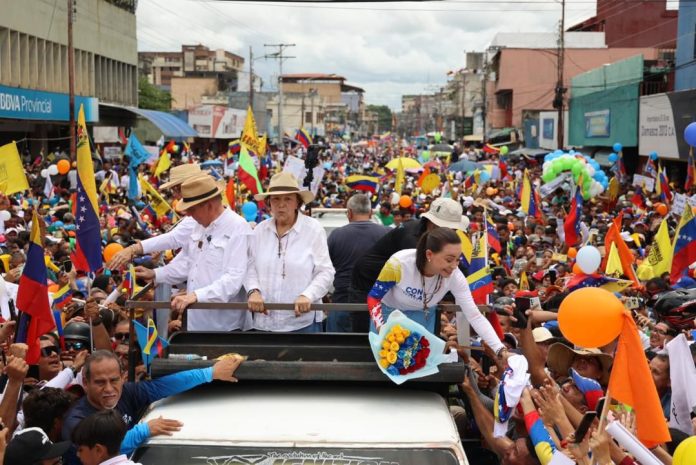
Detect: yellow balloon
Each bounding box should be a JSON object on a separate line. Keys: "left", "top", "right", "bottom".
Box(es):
{"left": 674, "top": 436, "right": 696, "bottom": 465}
{"left": 421, "top": 174, "right": 441, "bottom": 194}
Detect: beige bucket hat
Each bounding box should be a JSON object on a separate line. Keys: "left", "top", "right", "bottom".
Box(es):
{"left": 254, "top": 171, "right": 314, "bottom": 204}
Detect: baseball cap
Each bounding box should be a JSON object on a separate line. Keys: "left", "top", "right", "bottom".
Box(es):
{"left": 532, "top": 327, "right": 555, "bottom": 343}
{"left": 569, "top": 368, "right": 604, "bottom": 410}
{"left": 5, "top": 427, "right": 71, "bottom": 465}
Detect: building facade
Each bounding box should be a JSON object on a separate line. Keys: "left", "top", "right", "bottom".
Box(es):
{"left": 0, "top": 0, "right": 137, "bottom": 151}
{"left": 675, "top": 0, "right": 696, "bottom": 91}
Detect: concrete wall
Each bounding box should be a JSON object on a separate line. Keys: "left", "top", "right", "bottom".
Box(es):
{"left": 675, "top": 1, "right": 696, "bottom": 90}
{"left": 170, "top": 77, "right": 218, "bottom": 110}
{"left": 491, "top": 47, "right": 659, "bottom": 129}
{"left": 0, "top": 0, "right": 137, "bottom": 65}
{"left": 597, "top": 0, "right": 678, "bottom": 48}
{"left": 281, "top": 81, "right": 343, "bottom": 104}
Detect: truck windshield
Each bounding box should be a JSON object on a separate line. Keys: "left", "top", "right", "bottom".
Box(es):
{"left": 133, "top": 446, "right": 461, "bottom": 465}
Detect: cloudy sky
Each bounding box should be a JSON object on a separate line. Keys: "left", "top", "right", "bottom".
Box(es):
{"left": 136, "top": 0, "right": 605, "bottom": 110}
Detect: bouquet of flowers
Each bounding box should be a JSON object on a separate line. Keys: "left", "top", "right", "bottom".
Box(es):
{"left": 368, "top": 310, "right": 450, "bottom": 385}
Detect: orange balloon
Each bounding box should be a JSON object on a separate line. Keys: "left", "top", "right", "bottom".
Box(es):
{"left": 56, "top": 159, "right": 71, "bottom": 175}
{"left": 558, "top": 287, "right": 625, "bottom": 348}
{"left": 655, "top": 203, "right": 668, "bottom": 216}
{"left": 48, "top": 284, "right": 59, "bottom": 293}
{"left": 572, "top": 263, "right": 583, "bottom": 275}
{"left": 567, "top": 247, "right": 578, "bottom": 259}
{"left": 399, "top": 195, "right": 412, "bottom": 208}
{"left": 103, "top": 242, "right": 124, "bottom": 263}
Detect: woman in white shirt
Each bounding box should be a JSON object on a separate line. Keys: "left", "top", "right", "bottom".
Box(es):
{"left": 367, "top": 227, "right": 507, "bottom": 356}
{"left": 245, "top": 172, "right": 335, "bottom": 332}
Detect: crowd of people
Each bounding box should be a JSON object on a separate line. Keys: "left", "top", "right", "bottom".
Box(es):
{"left": 0, "top": 136, "right": 693, "bottom": 465}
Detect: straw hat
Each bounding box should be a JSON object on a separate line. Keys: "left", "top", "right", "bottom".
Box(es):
{"left": 421, "top": 197, "right": 469, "bottom": 231}
{"left": 254, "top": 171, "right": 314, "bottom": 204}
{"left": 160, "top": 163, "right": 202, "bottom": 190}
{"left": 546, "top": 343, "right": 613, "bottom": 386}
{"left": 175, "top": 175, "right": 222, "bottom": 212}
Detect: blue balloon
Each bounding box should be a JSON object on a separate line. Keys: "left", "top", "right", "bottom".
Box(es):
{"left": 53, "top": 221, "right": 64, "bottom": 228}
{"left": 608, "top": 153, "right": 618, "bottom": 163}
{"left": 649, "top": 151, "right": 658, "bottom": 161}
{"left": 479, "top": 171, "right": 491, "bottom": 183}
{"left": 685, "top": 122, "right": 696, "bottom": 147}
{"left": 241, "top": 201, "right": 258, "bottom": 222}
{"left": 612, "top": 142, "right": 623, "bottom": 153}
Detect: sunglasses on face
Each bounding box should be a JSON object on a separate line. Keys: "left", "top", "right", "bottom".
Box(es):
{"left": 65, "top": 341, "right": 87, "bottom": 351}
{"left": 113, "top": 332, "right": 129, "bottom": 341}
{"left": 40, "top": 346, "right": 61, "bottom": 357}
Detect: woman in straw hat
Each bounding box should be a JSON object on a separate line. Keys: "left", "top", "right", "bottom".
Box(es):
{"left": 245, "top": 172, "right": 335, "bottom": 332}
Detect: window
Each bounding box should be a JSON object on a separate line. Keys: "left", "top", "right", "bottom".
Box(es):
{"left": 305, "top": 111, "right": 312, "bottom": 124}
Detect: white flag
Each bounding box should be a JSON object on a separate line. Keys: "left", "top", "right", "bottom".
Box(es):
{"left": 43, "top": 174, "right": 54, "bottom": 199}
{"left": 666, "top": 334, "right": 696, "bottom": 435}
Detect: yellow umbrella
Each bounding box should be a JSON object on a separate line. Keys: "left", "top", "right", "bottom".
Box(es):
{"left": 386, "top": 157, "right": 421, "bottom": 170}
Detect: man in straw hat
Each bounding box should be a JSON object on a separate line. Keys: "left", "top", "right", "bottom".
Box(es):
{"left": 109, "top": 163, "right": 203, "bottom": 269}
{"left": 135, "top": 174, "right": 253, "bottom": 331}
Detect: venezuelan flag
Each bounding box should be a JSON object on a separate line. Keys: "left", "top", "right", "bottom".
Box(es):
{"left": 52, "top": 285, "right": 73, "bottom": 309}
{"left": 519, "top": 169, "right": 539, "bottom": 218}
{"left": 16, "top": 212, "right": 55, "bottom": 364}
{"left": 53, "top": 310, "right": 65, "bottom": 351}
{"left": 120, "top": 264, "right": 136, "bottom": 298}
{"left": 346, "top": 175, "right": 380, "bottom": 194}
{"left": 466, "top": 236, "right": 494, "bottom": 305}
{"left": 295, "top": 128, "right": 312, "bottom": 149}
{"left": 486, "top": 216, "right": 501, "bottom": 253}
{"left": 134, "top": 319, "right": 169, "bottom": 372}
{"left": 657, "top": 165, "right": 673, "bottom": 204}
{"left": 71, "top": 104, "right": 103, "bottom": 273}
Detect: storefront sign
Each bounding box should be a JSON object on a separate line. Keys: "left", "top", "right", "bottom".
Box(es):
{"left": 584, "top": 110, "right": 610, "bottom": 138}
{"left": 639, "top": 89, "right": 696, "bottom": 160}
{"left": 188, "top": 105, "right": 246, "bottom": 139}
{"left": 0, "top": 84, "right": 98, "bottom": 122}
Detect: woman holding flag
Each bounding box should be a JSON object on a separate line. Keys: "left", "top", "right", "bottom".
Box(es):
{"left": 366, "top": 227, "right": 508, "bottom": 359}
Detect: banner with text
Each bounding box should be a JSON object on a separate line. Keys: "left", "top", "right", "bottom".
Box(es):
{"left": 639, "top": 89, "right": 696, "bottom": 161}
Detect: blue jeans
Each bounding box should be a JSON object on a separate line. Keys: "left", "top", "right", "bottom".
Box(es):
{"left": 369, "top": 304, "right": 438, "bottom": 334}
{"left": 326, "top": 311, "right": 353, "bottom": 332}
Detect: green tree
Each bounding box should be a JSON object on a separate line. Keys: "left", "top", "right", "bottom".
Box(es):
{"left": 138, "top": 76, "right": 173, "bottom": 111}
{"left": 366, "top": 104, "right": 393, "bottom": 133}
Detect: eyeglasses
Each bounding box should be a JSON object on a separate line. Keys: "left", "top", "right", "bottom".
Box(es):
{"left": 113, "top": 332, "right": 129, "bottom": 341}
{"left": 65, "top": 341, "right": 87, "bottom": 351}
{"left": 40, "top": 346, "right": 61, "bottom": 357}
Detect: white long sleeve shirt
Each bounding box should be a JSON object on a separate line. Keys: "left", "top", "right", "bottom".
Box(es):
{"left": 245, "top": 214, "right": 335, "bottom": 332}
{"left": 376, "top": 249, "right": 505, "bottom": 353}
{"left": 140, "top": 216, "right": 197, "bottom": 254}
{"left": 154, "top": 209, "right": 252, "bottom": 331}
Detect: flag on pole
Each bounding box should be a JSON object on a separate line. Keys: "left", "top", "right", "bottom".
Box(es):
{"left": 563, "top": 178, "right": 584, "bottom": 247}
{"left": 603, "top": 219, "right": 639, "bottom": 286}
{"left": 519, "top": 170, "right": 539, "bottom": 218}
{"left": 486, "top": 216, "right": 501, "bottom": 253}
{"left": 238, "top": 147, "right": 263, "bottom": 195}
{"left": 124, "top": 133, "right": 151, "bottom": 200}
{"left": 16, "top": 212, "right": 54, "bottom": 364}
{"left": 139, "top": 175, "right": 178, "bottom": 220}
{"left": 52, "top": 310, "right": 65, "bottom": 351}
{"left": 646, "top": 220, "right": 672, "bottom": 278}
{"left": 143, "top": 318, "right": 160, "bottom": 355}
{"left": 346, "top": 175, "right": 380, "bottom": 194}
{"left": 466, "top": 235, "right": 494, "bottom": 305}
{"left": 43, "top": 173, "right": 54, "bottom": 199}
{"left": 518, "top": 271, "right": 530, "bottom": 291}
{"left": 657, "top": 164, "right": 673, "bottom": 204}
{"left": 644, "top": 155, "right": 657, "bottom": 178}
{"left": 671, "top": 203, "right": 696, "bottom": 283}
{"left": 394, "top": 157, "right": 405, "bottom": 194}
{"left": 457, "top": 230, "right": 473, "bottom": 268}
{"left": 608, "top": 311, "right": 671, "bottom": 447}
{"left": 241, "top": 106, "right": 261, "bottom": 155}
{"left": 295, "top": 128, "right": 312, "bottom": 149}
{"left": 0, "top": 142, "right": 30, "bottom": 195}
{"left": 71, "top": 104, "right": 102, "bottom": 273}
{"left": 630, "top": 184, "right": 647, "bottom": 210}
{"left": 134, "top": 319, "right": 168, "bottom": 372}
{"left": 605, "top": 242, "right": 624, "bottom": 278}
{"left": 51, "top": 285, "right": 73, "bottom": 309}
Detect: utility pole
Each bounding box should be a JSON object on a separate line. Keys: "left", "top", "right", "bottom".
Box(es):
{"left": 68, "top": 0, "right": 76, "bottom": 160}
{"left": 264, "top": 44, "right": 295, "bottom": 143}
{"left": 554, "top": 0, "right": 566, "bottom": 150}
{"left": 248, "top": 46, "right": 254, "bottom": 109}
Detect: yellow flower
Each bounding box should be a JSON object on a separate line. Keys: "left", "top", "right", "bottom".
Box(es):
{"left": 387, "top": 334, "right": 396, "bottom": 343}
{"left": 379, "top": 358, "right": 390, "bottom": 369}
{"left": 379, "top": 350, "right": 388, "bottom": 358}
{"left": 390, "top": 342, "right": 400, "bottom": 352}
{"left": 382, "top": 341, "right": 391, "bottom": 350}
{"left": 396, "top": 334, "right": 405, "bottom": 344}
{"left": 387, "top": 351, "right": 397, "bottom": 364}
{"left": 402, "top": 329, "right": 410, "bottom": 337}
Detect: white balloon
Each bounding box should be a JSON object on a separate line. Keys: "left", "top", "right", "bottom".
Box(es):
{"left": 390, "top": 192, "right": 400, "bottom": 205}
{"left": 0, "top": 211, "right": 10, "bottom": 222}
{"left": 576, "top": 245, "right": 602, "bottom": 274}
{"left": 40, "top": 169, "right": 49, "bottom": 178}
{"left": 586, "top": 165, "right": 595, "bottom": 177}
{"left": 48, "top": 165, "right": 59, "bottom": 176}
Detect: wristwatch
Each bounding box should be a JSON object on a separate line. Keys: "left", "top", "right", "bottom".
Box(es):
{"left": 246, "top": 288, "right": 260, "bottom": 298}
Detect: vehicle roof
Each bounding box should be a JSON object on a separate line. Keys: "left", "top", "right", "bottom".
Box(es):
{"left": 142, "top": 384, "right": 459, "bottom": 447}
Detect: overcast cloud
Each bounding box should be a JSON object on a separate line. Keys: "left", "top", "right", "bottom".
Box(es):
{"left": 136, "top": 0, "right": 599, "bottom": 109}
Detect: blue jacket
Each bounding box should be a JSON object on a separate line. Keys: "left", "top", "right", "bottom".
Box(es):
{"left": 62, "top": 367, "right": 214, "bottom": 464}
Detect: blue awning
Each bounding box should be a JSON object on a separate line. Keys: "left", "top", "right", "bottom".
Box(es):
{"left": 100, "top": 103, "right": 197, "bottom": 138}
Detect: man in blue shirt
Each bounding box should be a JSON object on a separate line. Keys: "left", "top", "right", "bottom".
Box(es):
{"left": 62, "top": 350, "right": 244, "bottom": 464}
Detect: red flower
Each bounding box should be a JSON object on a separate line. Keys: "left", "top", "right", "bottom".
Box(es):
{"left": 420, "top": 337, "right": 430, "bottom": 348}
